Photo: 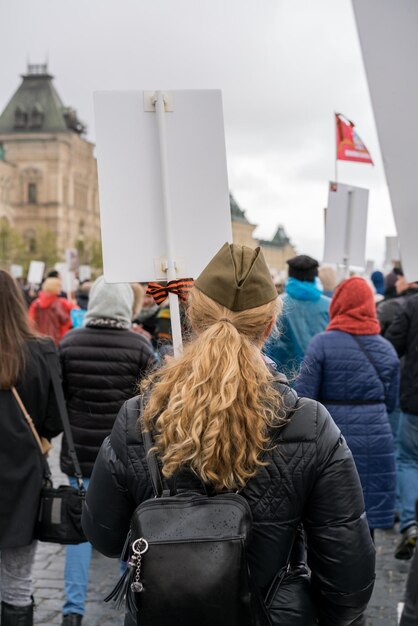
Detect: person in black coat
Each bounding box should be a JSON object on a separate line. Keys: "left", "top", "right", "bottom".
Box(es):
{"left": 400, "top": 500, "right": 418, "bottom": 625}
{"left": 377, "top": 274, "right": 418, "bottom": 336}
{"left": 82, "top": 244, "right": 375, "bottom": 626}
{"left": 0, "top": 270, "right": 62, "bottom": 626}
{"left": 386, "top": 292, "right": 418, "bottom": 560}
{"left": 58, "top": 276, "right": 157, "bottom": 626}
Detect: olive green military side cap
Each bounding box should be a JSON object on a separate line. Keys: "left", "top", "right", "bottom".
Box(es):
{"left": 194, "top": 242, "right": 277, "bottom": 311}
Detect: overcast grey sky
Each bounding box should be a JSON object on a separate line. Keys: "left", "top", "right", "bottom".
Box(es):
{"left": 0, "top": 0, "right": 396, "bottom": 266}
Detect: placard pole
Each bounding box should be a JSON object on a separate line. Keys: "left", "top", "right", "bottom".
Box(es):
{"left": 342, "top": 189, "right": 353, "bottom": 278}
{"left": 155, "top": 91, "right": 183, "bottom": 358}
{"left": 334, "top": 111, "right": 338, "bottom": 184}
{"left": 66, "top": 270, "right": 72, "bottom": 299}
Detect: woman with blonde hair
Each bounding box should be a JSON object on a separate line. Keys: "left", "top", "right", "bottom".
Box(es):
{"left": 83, "top": 243, "right": 375, "bottom": 626}
{"left": 0, "top": 270, "right": 62, "bottom": 625}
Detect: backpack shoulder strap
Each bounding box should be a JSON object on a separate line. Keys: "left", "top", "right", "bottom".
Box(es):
{"left": 138, "top": 395, "right": 169, "bottom": 497}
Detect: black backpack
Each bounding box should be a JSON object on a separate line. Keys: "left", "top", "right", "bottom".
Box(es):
{"left": 105, "top": 397, "right": 293, "bottom": 626}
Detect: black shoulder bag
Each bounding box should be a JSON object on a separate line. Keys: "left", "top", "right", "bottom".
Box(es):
{"left": 13, "top": 353, "right": 86, "bottom": 544}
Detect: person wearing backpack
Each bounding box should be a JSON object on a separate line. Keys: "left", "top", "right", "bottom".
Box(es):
{"left": 82, "top": 243, "right": 376, "bottom": 626}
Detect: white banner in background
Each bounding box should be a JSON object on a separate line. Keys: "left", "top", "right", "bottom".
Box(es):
{"left": 79, "top": 265, "right": 92, "bottom": 282}
{"left": 10, "top": 264, "right": 23, "bottom": 279}
{"left": 27, "top": 261, "right": 45, "bottom": 286}
{"left": 384, "top": 236, "right": 400, "bottom": 264}
{"left": 65, "top": 248, "right": 79, "bottom": 272}
{"left": 323, "top": 182, "right": 369, "bottom": 269}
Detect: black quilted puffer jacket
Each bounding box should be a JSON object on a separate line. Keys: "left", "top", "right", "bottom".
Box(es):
{"left": 58, "top": 326, "right": 156, "bottom": 477}
{"left": 83, "top": 380, "right": 375, "bottom": 625}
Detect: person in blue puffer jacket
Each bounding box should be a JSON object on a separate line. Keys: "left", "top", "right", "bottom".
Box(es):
{"left": 264, "top": 255, "right": 330, "bottom": 378}
{"left": 296, "top": 276, "right": 400, "bottom": 534}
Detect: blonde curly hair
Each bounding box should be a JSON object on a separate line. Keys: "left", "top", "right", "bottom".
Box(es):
{"left": 140, "top": 287, "right": 287, "bottom": 491}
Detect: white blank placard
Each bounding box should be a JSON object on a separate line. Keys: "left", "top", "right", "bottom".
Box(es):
{"left": 323, "top": 182, "right": 369, "bottom": 268}
{"left": 10, "top": 264, "right": 23, "bottom": 279}
{"left": 79, "top": 265, "right": 92, "bottom": 282}
{"left": 353, "top": 0, "right": 418, "bottom": 282}
{"left": 385, "top": 236, "right": 400, "bottom": 263}
{"left": 94, "top": 90, "right": 232, "bottom": 283}
{"left": 27, "top": 261, "right": 45, "bottom": 285}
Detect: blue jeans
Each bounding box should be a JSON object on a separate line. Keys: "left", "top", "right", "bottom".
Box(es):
{"left": 397, "top": 413, "right": 418, "bottom": 532}
{"left": 63, "top": 476, "right": 91, "bottom": 616}
{"left": 389, "top": 407, "right": 401, "bottom": 442}
{"left": 388, "top": 407, "right": 401, "bottom": 513}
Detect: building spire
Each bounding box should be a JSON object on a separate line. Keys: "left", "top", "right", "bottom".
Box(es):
{"left": 26, "top": 62, "right": 49, "bottom": 76}
{"left": 0, "top": 65, "right": 86, "bottom": 135}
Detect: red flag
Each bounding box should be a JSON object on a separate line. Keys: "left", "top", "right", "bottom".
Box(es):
{"left": 335, "top": 113, "right": 373, "bottom": 164}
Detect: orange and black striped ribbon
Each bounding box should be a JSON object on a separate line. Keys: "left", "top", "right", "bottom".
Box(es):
{"left": 146, "top": 278, "right": 194, "bottom": 305}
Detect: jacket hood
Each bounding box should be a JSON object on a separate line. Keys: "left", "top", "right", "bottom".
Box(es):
{"left": 285, "top": 277, "right": 324, "bottom": 302}
{"left": 327, "top": 276, "right": 380, "bottom": 335}
{"left": 84, "top": 276, "right": 133, "bottom": 328}
{"left": 371, "top": 271, "right": 385, "bottom": 295}
{"left": 37, "top": 291, "right": 60, "bottom": 308}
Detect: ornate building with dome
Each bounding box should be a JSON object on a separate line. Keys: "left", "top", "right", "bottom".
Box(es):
{"left": 0, "top": 64, "right": 100, "bottom": 257}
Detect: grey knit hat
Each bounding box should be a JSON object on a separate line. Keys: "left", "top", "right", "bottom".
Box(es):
{"left": 84, "top": 276, "right": 133, "bottom": 328}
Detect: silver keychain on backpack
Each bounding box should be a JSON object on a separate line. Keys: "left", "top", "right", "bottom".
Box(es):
{"left": 129, "top": 538, "right": 149, "bottom": 593}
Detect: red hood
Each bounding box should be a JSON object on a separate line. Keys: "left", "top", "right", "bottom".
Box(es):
{"left": 37, "top": 291, "right": 60, "bottom": 309}
{"left": 327, "top": 276, "right": 380, "bottom": 335}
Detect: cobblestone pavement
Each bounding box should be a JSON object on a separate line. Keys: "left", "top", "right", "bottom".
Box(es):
{"left": 33, "top": 438, "right": 411, "bottom": 625}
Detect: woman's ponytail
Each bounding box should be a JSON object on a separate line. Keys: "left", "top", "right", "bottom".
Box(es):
{"left": 141, "top": 288, "right": 287, "bottom": 490}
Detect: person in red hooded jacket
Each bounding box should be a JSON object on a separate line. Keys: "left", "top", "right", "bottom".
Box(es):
{"left": 28, "top": 277, "right": 73, "bottom": 345}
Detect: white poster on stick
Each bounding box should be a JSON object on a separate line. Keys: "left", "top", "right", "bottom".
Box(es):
{"left": 323, "top": 182, "right": 369, "bottom": 269}
{"left": 10, "top": 264, "right": 23, "bottom": 279}
{"left": 384, "top": 236, "right": 400, "bottom": 265}
{"left": 352, "top": 0, "right": 418, "bottom": 282}
{"left": 79, "top": 265, "right": 91, "bottom": 282}
{"left": 55, "top": 262, "right": 77, "bottom": 294}
{"left": 65, "top": 248, "right": 79, "bottom": 272}
{"left": 94, "top": 89, "right": 232, "bottom": 283}
{"left": 27, "top": 261, "right": 45, "bottom": 286}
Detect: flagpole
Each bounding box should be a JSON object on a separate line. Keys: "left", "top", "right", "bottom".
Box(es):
{"left": 334, "top": 111, "right": 338, "bottom": 184}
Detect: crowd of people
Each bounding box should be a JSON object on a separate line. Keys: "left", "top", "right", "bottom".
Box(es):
{"left": 0, "top": 245, "right": 418, "bottom": 626}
